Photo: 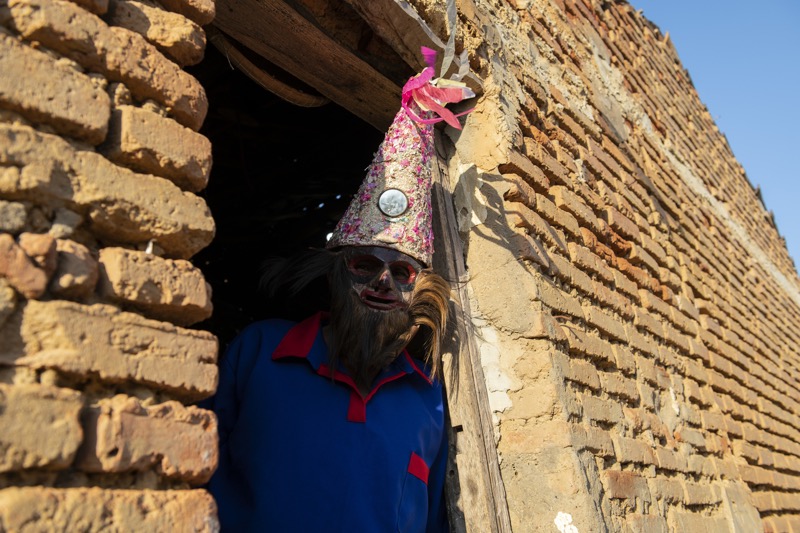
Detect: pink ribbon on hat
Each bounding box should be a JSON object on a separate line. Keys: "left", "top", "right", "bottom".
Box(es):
{"left": 401, "top": 47, "right": 474, "bottom": 130}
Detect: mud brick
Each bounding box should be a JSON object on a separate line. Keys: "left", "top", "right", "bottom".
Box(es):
{"left": 0, "top": 299, "right": 218, "bottom": 400}
{"left": 599, "top": 371, "right": 639, "bottom": 402}
{"left": 105, "top": 0, "right": 206, "bottom": 66}
{"left": 0, "top": 124, "right": 215, "bottom": 259}
{"left": 683, "top": 481, "right": 720, "bottom": 506}
{"left": 0, "top": 33, "right": 110, "bottom": 145}
{"left": 752, "top": 491, "right": 776, "bottom": 512}
{"left": 550, "top": 185, "right": 602, "bottom": 233}
{"left": 535, "top": 192, "right": 581, "bottom": 239}
{"left": 635, "top": 355, "right": 668, "bottom": 389}
{"left": 526, "top": 142, "right": 573, "bottom": 187}
{"left": 506, "top": 201, "right": 568, "bottom": 253}
{"left": 98, "top": 247, "right": 212, "bottom": 326}
{"left": 0, "top": 487, "right": 218, "bottom": 532}
{"left": 654, "top": 446, "right": 687, "bottom": 472}
{"left": 628, "top": 244, "right": 659, "bottom": 277}
{"left": 597, "top": 217, "right": 633, "bottom": 255}
{"left": 101, "top": 105, "right": 212, "bottom": 191}
{"left": 499, "top": 154, "right": 550, "bottom": 193}
{"left": 49, "top": 239, "right": 99, "bottom": 299}
{"left": 674, "top": 426, "right": 706, "bottom": 451}
{"left": 617, "top": 257, "right": 658, "bottom": 293}
{"left": 638, "top": 289, "right": 671, "bottom": 320}
{"left": 5, "top": 0, "right": 207, "bottom": 130}
{"left": 508, "top": 230, "right": 551, "bottom": 271}
{"left": 612, "top": 435, "right": 656, "bottom": 465}
{"left": 0, "top": 384, "right": 83, "bottom": 472}
{"left": 648, "top": 478, "right": 683, "bottom": 504}
{"left": 534, "top": 275, "right": 584, "bottom": 317}
{"left": 581, "top": 393, "right": 623, "bottom": 425}
{"left": 612, "top": 345, "right": 637, "bottom": 375}
{"left": 570, "top": 424, "right": 615, "bottom": 457}
{"left": 583, "top": 304, "right": 627, "bottom": 342}
{"left": 700, "top": 411, "right": 726, "bottom": 433}
{"left": 725, "top": 418, "right": 743, "bottom": 438}
{"left": 573, "top": 182, "right": 604, "bottom": 212}
{"left": 568, "top": 242, "right": 614, "bottom": 283}
{"left": 600, "top": 470, "right": 651, "bottom": 502}
{"left": 625, "top": 325, "right": 658, "bottom": 358}
{"left": 603, "top": 206, "right": 640, "bottom": 241}
{"left": 586, "top": 232, "right": 620, "bottom": 271}
{"left": 0, "top": 232, "right": 48, "bottom": 299}
{"left": 76, "top": 395, "right": 217, "bottom": 483}
{"left": 600, "top": 135, "right": 635, "bottom": 173}
{"left": 17, "top": 232, "right": 57, "bottom": 278}
{"left": 661, "top": 321, "right": 691, "bottom": 354}
{"left": 502, "top": 173, "right": 538, "bottom": 207}
{"left": 668, "top": 511, "right": 727, "bottom": 531}
{"left": 686, "top": 454, "right": 715, "bottom": 477}
{"left": 611, "top": 268, "right": 639, "bottom": 299}
{"left": 720, "top": 326, "right": 741, "bottom": 348}
{"left": 568, "top": 260, "right": 598, "bottom": 298}
{"left": 679, "top": 403, "right": 702, "bottom": 428}
{"left": 669, "top": 305, "right": 699, "bottom": 336}
{"left": 633, "top": 307, "right": 664, "bottom": 339}
{"left": 546, "top": 249, "right": 574, "bottom": 283}
{"left": 683, "top": 378, "right": 707, "bottom": 406}
{"left": 562, "top": 325, "right": 609, "bottom": 364}
{"left": 689, "top": 336, "right": 710, "bottom": 362}
{"left": 565, "top": 358, "right": 601, "bottom": 391}
{"left": 598, "top": 282, "right": 634, "bottom": 319}
{"left": 625, "top": 514, "right": 668, "bottom": 533}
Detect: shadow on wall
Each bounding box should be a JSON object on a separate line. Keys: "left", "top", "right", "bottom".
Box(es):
{"left": 187, "top": 45, "right": 384, "bottom": 346}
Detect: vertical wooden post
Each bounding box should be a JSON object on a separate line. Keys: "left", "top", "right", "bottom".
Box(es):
{"left": 430, "top": 131, "right": 513, "bottom": 533}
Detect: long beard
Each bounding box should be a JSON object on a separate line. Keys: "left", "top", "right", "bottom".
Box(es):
{"left": 260, "top": 248, "right": 451, "bottom": 391}
{"left": 328, "top": 259, "right": 451, "bottom": 392}
{"left": 328, "top": 265, "right": 413, "bottom": 393}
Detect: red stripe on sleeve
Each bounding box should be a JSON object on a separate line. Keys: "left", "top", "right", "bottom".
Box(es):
{"left": 407, "top": 452, "right": 429, "bottom": 484}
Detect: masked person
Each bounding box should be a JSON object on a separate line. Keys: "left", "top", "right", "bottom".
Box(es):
{"left": 205, "top": 49, "right": 473, "bottom": 532}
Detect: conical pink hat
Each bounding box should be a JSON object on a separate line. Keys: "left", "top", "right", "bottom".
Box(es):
{"left": 327, "top": 48, "right": 473, "bottom": 266}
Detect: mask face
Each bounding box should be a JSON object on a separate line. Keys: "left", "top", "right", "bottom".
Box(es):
{"left": 342, "top": 246, "right": 422, "bottom": 311}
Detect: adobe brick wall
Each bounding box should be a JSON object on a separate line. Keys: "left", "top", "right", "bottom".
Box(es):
{"left": 0, "top": 0, "right": 218, "bottom": 528}
{"left": 410, "top": 0, "right": 800, "bottom": 530}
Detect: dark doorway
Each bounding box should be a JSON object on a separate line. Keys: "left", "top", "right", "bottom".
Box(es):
{"left": 188, "top": 45, "right": 384, "bottom": 346}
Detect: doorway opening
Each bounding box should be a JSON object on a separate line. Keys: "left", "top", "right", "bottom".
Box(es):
{"left": 188, "top": 45, "right": 384, "bottom": 346}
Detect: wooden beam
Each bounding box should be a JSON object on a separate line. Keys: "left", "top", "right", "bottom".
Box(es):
{"left": 342, "top": 0, "right": 483, "bottom": 94}
{"left": 431, "top": 131, "right": 512, "bottom": 533}
{"left": 213, "top": 0, "right": 400, "bottom": 130}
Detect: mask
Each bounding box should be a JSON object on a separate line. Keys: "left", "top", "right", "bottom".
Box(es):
{"left": 342, "top": 246, "right": 422, "bottom": 311}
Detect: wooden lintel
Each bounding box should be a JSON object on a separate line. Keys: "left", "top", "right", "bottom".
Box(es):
{"left": 213, "top": 0, "right": 400, "bottom": 130}
{"left": 342, "top": 0, "right": 483, "bottom": 95}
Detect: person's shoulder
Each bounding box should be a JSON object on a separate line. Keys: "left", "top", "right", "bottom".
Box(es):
{"left": 236, "top": 318, "right": 297, "bottom": 343}
{"left": 223, "top": 318, "right": 298, "bottom": 365}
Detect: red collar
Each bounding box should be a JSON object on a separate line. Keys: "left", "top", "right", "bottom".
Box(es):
{"left": 271, "top": 311, "right": 432, "bottom": 386}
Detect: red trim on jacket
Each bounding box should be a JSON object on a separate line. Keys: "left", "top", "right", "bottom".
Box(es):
{"left": 408, "top": 452, "right": 430, "bottom": 484}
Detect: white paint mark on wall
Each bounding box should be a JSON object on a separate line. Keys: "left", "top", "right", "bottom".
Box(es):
{"left": 554, "top": 511, "right": 579, "bottom": 532}
{"left": 474, "top": 319, "right": 513, "bottom": 418}
{"left": 669, "top": 387, "right": 681, "bottom": 416}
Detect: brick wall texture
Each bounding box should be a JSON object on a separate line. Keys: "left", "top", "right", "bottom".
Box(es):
{"left": 0, "top": 0, "right": 218, "bottom": 528}
{"left": 1, "top": 0, "right": 799, "bottom": 531}
{"left": 428, "top": 0, "right": 800, "bottom": 531}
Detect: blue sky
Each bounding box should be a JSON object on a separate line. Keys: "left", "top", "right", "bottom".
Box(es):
{"left": 627, "top": 1, "right": 800, "bottom": 269}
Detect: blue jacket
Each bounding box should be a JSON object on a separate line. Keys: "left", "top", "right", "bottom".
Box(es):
{"left": 206, "top": 312, "right": 449, "bottom": 532}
